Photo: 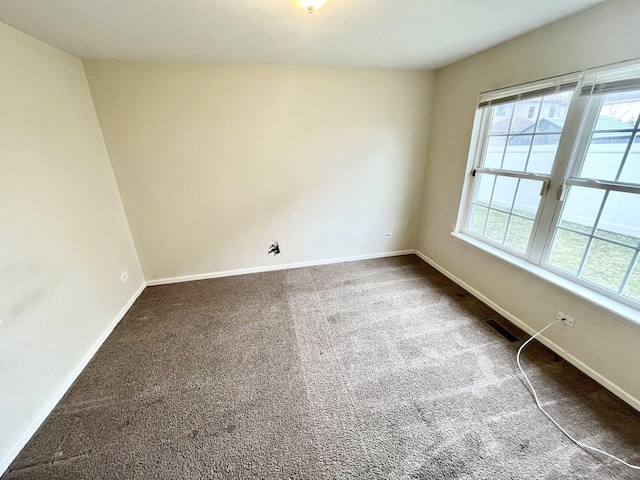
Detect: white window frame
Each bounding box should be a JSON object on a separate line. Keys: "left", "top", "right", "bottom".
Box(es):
{"left": 460, "top": 72, "right": 582, "bottom": 258}
{"left": 456, "top": 60, "right": 640, "bottom": 322}
{"left": 541, "top": 93, "right": 640, "bottom": 306}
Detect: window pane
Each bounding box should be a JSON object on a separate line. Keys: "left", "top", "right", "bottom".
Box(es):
{"left": 505, "top": 216, "right": 533, "bottom": 253}
{"left": 578, "top": 90, "right": 640, "bottom": 182}
{"left": 474, "top": 173, "right": 495, "bottom": 206}
{"left": 547, "top": 229, "right": 590, "bottom": 275}
{"left": 558, "top": 186, "right": 605, "bottom": 234}
{"left": 467, "top": 174, "right": 543, "bottom": 251}
{"left": 490, "top": 176, "right": 518, "bottom": 212}
{"left": 513, "top": 179, "right": 542, "bottom": 219}
{"left": 580, "top": 239, "right": 635, "bottom": 292}
{"left": 580, "top": 136, "right": 631, "bottom": 181}
{"left": 485, "top": 210, "right": 509, "bottom": 244}
{"left": 623, "top": 257, "right": 640, "bottom": 302}
{"left": 594, "top": 191, "right": 640, "bottom": 247}
{"left": 469, "top": 205, "right": 489, "bottom": 235}
{"left": 511, "top": 99, "right": 541, "bottom": 133}
{"left": 536, "top": 93, "right": 572, "bottom": 133}
{"left": 484, "top": 136, "right": 506, "bottom": 169}
{"left": 618, "top": 134, "right": 640, "bottom": 184}
{"left": 503, "top": 135, "right": 531, "bottom": 171}
{"left": 598, "top": 91, "right": 640, "bottom": 129}
{"left": 490, "top": 103, "right": 515, "bottom": 135}
{"left": 527, "top": 134, "right": 560, "bottom": 174}
{"left": 482, "top": 91, "right": 572, "bottom": 175}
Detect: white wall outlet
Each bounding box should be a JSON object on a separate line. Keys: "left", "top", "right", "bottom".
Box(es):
{"left": 556, "top": 311, "right": 575, "bottom": 327}
{"left": 121, "top": 271, "right": 129, "bottom": 283}
{"left": 384, "top": 232, "right": 392, "bottom": 238}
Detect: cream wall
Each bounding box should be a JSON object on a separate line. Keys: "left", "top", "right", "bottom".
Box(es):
{"left": 4, "top": 0, "right": 638, "bottom": 471}
{"left": 418, "top": 0, "right": 640, "bottom": 407}
{"left": 0, "top": 22, "right": 144, "bottom": 467}
{"left": 83, "top": 61, "right": 434, "bottom": 282}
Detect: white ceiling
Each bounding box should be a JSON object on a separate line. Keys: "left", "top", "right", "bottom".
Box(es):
{"left": 0, "top": 0, "right": 606, "bottom": 70}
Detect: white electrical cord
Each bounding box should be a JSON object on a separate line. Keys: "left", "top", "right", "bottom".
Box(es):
{"left": 517, "top": 320, "right": 640, "bottom": 470}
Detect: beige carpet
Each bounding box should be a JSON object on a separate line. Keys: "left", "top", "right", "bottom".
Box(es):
{"left": 3, "top": 255, "right": 640, "bottom": 479}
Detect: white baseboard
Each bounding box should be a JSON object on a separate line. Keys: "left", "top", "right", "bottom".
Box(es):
{"left": 0, "top": 282, "right": 146, "bottom": 476}
{"left": 3, "top": 250, "right": 415, "bottom": 474}
{"left": 7, "top": 248, "right": 636, "bottom": 476}
{"left": 146, "top": 250, "right": 416, "bottom": 286}
{"left": 413, "top": 250, "right": 640, "bottom": 412}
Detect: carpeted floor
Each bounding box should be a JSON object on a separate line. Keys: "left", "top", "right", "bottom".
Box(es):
{"left": 3, "top": 255, "right": 640, "bottom": 479}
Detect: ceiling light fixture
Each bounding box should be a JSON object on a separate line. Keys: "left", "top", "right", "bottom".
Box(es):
{"left": 292, "top": 0, "right": 328, "bottom": 14}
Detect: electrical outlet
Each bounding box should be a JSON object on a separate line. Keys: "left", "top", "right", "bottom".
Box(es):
{"left": 556, "top": 311, "right": 575, "bottom": 327}
{"left": 121, "top": 271, "right": 129, "bottom": 283}
{"left": 384, "top": 232, "right": 392, "bottom": 238}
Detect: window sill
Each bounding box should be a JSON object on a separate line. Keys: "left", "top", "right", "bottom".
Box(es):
{"left": 451, "top": 231, "right": 640, "bottom": 331}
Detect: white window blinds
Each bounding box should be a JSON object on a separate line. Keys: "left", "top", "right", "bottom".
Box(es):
{"left": 478, "top": 73, "right": 581, "bottom": 109}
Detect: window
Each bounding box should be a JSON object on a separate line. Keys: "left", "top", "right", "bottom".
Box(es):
{"left": 460, "top": 62, "right": 640, "bottom": 309}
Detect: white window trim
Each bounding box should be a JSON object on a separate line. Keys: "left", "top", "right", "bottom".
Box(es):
{"left": 455, "top": 61, "right": 640, "bottom": 329}
{"left": 451, "top": 231, "right": 640, "bottom": 331}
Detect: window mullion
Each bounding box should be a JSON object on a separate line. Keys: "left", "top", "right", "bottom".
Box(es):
{"left": 569, "top": 96, "right": 603, "bottom": 180}
{"left": 576, "top": 189, "right": 609, "bottom": 277}
{"left": 499, "top": 111, "right": 517, "bottom": 169}
{"left": 619, "top": 248, "right": 640, "bottom": 295}
{"left": 482, "top": 178, "right": 499, "bottom": 238}
{"left": 530, "top": 95, "right": 589, "bottom": 264}
{"left": 522, "top": 98, "right": 545, "bottom": 173}
{"left": 613, "top": 120, "right": 640, "bottom": 182}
